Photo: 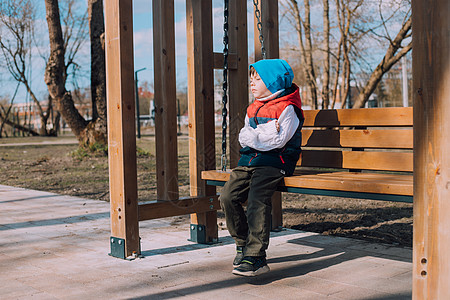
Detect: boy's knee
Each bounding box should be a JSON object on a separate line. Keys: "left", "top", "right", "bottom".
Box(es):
{"left": 219, "top": 188, "right": 232, "bottom": 209}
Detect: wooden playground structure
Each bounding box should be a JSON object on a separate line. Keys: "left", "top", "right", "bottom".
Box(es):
{"left": 104, "top": 0, "right": 449, "bottom": 298}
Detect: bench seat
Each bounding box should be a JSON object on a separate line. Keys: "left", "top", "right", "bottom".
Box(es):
{"left": 201, "top": 107, "right": 414, "bottom": 204}
{"left": 202, "top": 170, "right": 413, "bottom": 203}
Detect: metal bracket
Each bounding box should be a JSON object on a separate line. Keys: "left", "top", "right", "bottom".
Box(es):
{"left": 109, "top": 236, "right": 126, "bottom": 259}
{"left": 189, "top": 224, "right": 207, "bottom": 244}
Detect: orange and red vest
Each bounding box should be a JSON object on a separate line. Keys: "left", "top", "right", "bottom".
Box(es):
{"left": 238, "top": 85, "right": 304, "bottom": 175}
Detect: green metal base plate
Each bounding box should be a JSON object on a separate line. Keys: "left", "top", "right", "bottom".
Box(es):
{"left": 109, "top": 236, "right": 126, "bottom": 259}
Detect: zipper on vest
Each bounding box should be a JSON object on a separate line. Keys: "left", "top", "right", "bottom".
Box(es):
{"left": 254, "top": 103, "right": 265, "bottom": 125}
{"left": 249, "top": 153, "right": 257, "bottom": 164}
{"left": 279, "top": 147, "right": 286, "bottom": 164}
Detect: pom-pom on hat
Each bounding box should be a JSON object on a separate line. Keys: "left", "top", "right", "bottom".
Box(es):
{"left": 250, "top": 59, "right": 294, "bottom": 93}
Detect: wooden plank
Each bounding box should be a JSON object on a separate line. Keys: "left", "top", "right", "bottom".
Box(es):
{"left": 186, "top": 0, "right": 218, "bottom": 243}
{"left": 213, "top": 52, "right": 237, "bottom": 70}
{"left": 201, "top": 170, "right": 413, "bottom": 196}
{"left": 153, "top": 0, "right": 178, "bottom": 201}
{"left": 299, "top": 150, "right": 413, "bottom": 172}
{"left": 303, "top": 107, "right": 413, "bottom": 127}
{"left": 105, "top": 0, "right": 140, "bottom": 256}
{"left": 302, "top": 129, "right": 413, "bottom": 149}
{"left": 228, "top": 0, "right": 248, "bottom": 169}
{"left": 283, "top": 173, "right": 413, "bottom": 196}
{"left": 138, "top": 196, "right": 220, "bottom": 221}
{"left": 202, "top": 170, "right": 231, "bottom": 181}
{"left": 412, "top": 0, "right": 450, "bottom": 297}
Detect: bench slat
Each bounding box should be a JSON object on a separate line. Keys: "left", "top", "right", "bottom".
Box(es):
{"left": 298, "top": 150, "right": 413, "bottom": 172}
{"left": 303, "top": 107, "right": 413, "bottom": 127}
{"left": 201, "top": 170, "right": 413, "bottom": 196}
{"left": 302, "top": 129, "right": 413, "bottom": 149}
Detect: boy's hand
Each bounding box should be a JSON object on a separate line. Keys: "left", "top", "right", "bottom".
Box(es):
{"left": 275, "top": 120, "right": 280, "bottom": 132}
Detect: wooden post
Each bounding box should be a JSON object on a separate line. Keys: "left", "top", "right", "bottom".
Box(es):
{"left": 228, "top": 0, "right": 248, "bottom": 169}
{"left": 186, "top": 0, "right": 218, "bottom": 243}
{"left": 105, "top": 0, "right": 139, "bottom": 257}
{"left": 254, "top": 0, "right": 282, "bottom": 230}
{"left": 412, "top": 0, "right": 450, "bottom": 298}
{"left": 153, "top": 0, "right": 179, "bottom": 201}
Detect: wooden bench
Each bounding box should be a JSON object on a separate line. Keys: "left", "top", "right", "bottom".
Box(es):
{"left": 202, "top": 107, "right": 413, "bottom": 203}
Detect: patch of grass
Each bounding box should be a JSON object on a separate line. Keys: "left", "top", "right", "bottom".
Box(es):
{"left": 71, "top": 143, "right": 108, "bottom": 160}
{"left": 137, "top": 147, "right": 152, "bottom": 157}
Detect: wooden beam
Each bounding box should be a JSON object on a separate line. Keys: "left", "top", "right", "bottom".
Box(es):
{"left": 186, "top": 0, "right": 218, "bottom": 243}
{"left": 153, "top": 0, "right": 178, "bottom": 201}
{"left": 302, "top": 129, "right": 413, "bottom": 149}
{"left": 105, "top": 0, "right": 139, "bottom": 256}
{"left": 213, "top": 52, "right": 238, "bottom": 70}
{"left": 303, "top": 107, "right": 413, "bottom": 127}
{"left": 228, "top": 0, "right": 248, "bottom": 169}
{"left": 412, "top": 0, "right": 450, "bottom": 298}
{"left": 202, "top": 170, "right": 413, "bottom": 196}
{"left": 299, "top": 150, "right": 413, "bottom": 172}
{"left": 138, "top": 196, "right": 220, "bottom": 221}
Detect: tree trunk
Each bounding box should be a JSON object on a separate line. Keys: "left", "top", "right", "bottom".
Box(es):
{"left": 321, "top": 0, "right": 330, "bottom": 109}
{"left": 88, "top": 0, "right": 106, "bottom": 123}
{"left": 45, "top": 0, "right": 88, "bottom": 138}
{"left": 83, "top": 0, "right": 107, "bottom": 147}
{"left": 45, "top": 0, "right": 107, "bottom": 147}
{"left": 291, "top": 0, "right": 313, "bottom": 107}
{"left": 330, "top": 38, "right": 342, "bottom": 109}
{"left": 303, "top": 0, "right": 318, "bottom": 108}
{"left": 352, "top": 17, "right": 412, "bottom": 108}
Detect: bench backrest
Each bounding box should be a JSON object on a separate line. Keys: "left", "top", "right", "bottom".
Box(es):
{"left": 299, "top": 107, "right": 413, "bottom": 173}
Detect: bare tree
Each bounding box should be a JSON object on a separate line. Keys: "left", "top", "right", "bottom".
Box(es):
{"left": 281, "top": 0, "right": 412, "bottom": 109}
{"left": 0, "top": 0, "right": 54, "bottom": 135}
{"left": 351, "top": 14, "right": 412, "bottom": 107}
{"left": 285, "top": 0, "right": 318, "bottom": 108}
{"left": 44, "top": 0, "right": 107, "bottom": 147}
{"left": 86, "top": 0, "right": 107, "bottom": 145}
{"left": 0, "top": 85, "right": 39, "bottom": 137}
{"left": 321, "top": 0, "right": 331, "bottom": 108}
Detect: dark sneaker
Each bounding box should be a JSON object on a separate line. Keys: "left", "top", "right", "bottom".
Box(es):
{"left": 233, "top": 246, "right": 244, "bottom": 266}
{"left": 232, "top": 256, "right": 270, "bottom": 276}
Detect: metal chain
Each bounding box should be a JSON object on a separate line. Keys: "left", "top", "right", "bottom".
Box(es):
{"left": 221, "top": 0, "right": 229, "bottom": 171}
{"left": 253, "top": 0, "right": 266, "bottom": 59}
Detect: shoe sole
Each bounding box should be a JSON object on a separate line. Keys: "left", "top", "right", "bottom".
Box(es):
{"left": 232, "top": 265, "right": 270, "bottom": 277}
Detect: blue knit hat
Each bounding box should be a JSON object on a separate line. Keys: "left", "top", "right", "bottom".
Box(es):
{"left": 250, "top": 59, "right": 294, "bottom": 93}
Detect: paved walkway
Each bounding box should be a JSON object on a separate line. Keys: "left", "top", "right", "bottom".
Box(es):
{"left": 0, "top": 185, "right": 412, "bottom": 299}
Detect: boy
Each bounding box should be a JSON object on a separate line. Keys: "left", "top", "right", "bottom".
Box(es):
{"left": 220, "top": 59, "right": 304, "bottom": 276}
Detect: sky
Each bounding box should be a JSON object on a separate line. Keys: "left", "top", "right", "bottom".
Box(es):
{"left": 0, "top": 0, "right": 410, "bottom": 104}
{"left": 132, "top": 0, "right": 258, "bottom": 91}
{"left": 0, "top": 0, "right": 258, "bottom": 103}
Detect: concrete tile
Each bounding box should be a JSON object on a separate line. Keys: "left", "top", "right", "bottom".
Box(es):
{"left": 331, "top": 285, "right": 394, "bottom": 300}
{"left": 244, "top": 283, "right": 337, "bottom": 300}
{"left": 391, "top": 270, "right": 413, "bottom": 283}
{"left": 0, "top": 278, "right": 42, "bottom": 298}
{"left": 0, "top": 185, "right": 413, "bottom": 299}
{"left": 279, "top": 274, "right": 349, "bottom": 297}
{"left": 14, "top": 291, "right": 59, "bottom": 300}
{"left": 347, "top": 275, "right": 411, "bottom": 295}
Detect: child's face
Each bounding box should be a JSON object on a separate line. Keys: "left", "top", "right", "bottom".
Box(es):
{"left": 250, "top": 72, "right": 271, "bottom": 99}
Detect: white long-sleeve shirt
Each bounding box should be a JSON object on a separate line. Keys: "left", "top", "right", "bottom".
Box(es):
{"left": 238, "top": 105, "right": 300, "bottom": 152}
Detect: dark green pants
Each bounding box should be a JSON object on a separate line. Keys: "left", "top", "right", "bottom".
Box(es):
{"left": 220, "top": 166, "right": 285, "bottom": 257}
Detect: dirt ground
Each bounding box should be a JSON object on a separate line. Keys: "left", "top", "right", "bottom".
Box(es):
{"left": 0, "top": 135, "right": 412, "bottom": 248}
